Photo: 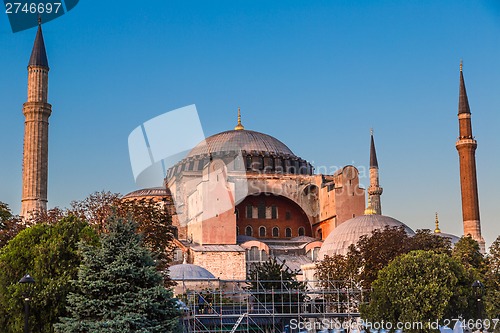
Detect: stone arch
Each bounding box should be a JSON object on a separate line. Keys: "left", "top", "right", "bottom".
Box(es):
{"left": 236, "top": 193, "right": 312, "bottom": 239}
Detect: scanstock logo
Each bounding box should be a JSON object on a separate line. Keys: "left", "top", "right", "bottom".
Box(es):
{"left": 4, "top": 0, "right": 79, "bottom": 32}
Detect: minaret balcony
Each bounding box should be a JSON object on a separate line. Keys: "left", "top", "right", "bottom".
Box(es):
{"left": 455, "top": 139, "right": 477, "bottom": 148}
{"left": 368, "top": 186, "right": 383, "bottom": 195}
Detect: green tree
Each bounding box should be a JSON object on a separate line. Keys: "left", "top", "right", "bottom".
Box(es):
{"left": 485, "top": 236, "right": 500, "bottom": 320}
{"left": 29, "top": 191, "right": 177, "bottom": 277}
{"left": 408, "top": 229, "right": 452, "bottom": 255}
{"left": 0, "top": 202, "right": 25, "bottom": 248}
{"left": 0, "top": 201, "right": 12, "bottom": 224}
{"left": 314, "top": 248, "right": 363, "bottom": 312}
{"left": 0, "top": 216, "right": 98, "bottom": 333}
{"left": 452, "top": 235, "right": 485, "bottom": 273}
{"left": 356, "top": 226, "right": 411, "bottom": 288}
{"left": 70, "top": 191, "right": 176, "bottom": 274}
{"left": 361, "top": 250, "right": 471, "bottom": 333}
{"left": 54, "top": 216, "right": 179, "bottom": 333}
{"left": 316, "top": 227, "right": 455, "bottom": 293}
{"left": 247, "top": 257, "right": 307, "bottom": 313}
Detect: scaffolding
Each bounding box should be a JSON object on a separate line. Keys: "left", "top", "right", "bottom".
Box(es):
{"left": 176, "top": 279, "right": 367, "bottom": 333}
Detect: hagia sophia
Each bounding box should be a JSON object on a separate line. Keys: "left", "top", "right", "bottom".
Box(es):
{"left": 19, "top": 22, "right": 485, "bottom": 283}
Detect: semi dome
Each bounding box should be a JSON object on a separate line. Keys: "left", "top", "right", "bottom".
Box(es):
{"left": 187, "top": 130, "right": 296, "bottom": 158}
{"left": 169, "top": 264, "right": 216, "bottom": 280}
{"left": 318, "top": 214, "right": 415, "bottom": 258}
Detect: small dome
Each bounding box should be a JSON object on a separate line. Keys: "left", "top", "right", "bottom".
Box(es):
{"left": 169, "top": 264, "right": 216, "bottom": 280}
{"left": 186, "top": 130, "right": 296, "bottom": 158}
{"left": 435, "top": 232, "right": 460, "bottom": 245}
{"left": 122, "top": 187, "right": 171, "bottom": 199}
{"left": 237, "top": 235, "right": 257, "bottom": 243}
{"left": 318, "top": 215, "right": 415, "bottom": 258}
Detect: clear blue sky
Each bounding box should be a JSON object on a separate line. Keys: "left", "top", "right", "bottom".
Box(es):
{"left": 1, "top": 1, "right": 499, "bottom": 248}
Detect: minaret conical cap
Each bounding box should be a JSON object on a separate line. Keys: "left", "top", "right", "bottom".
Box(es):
{"left": 458, "top": 61, "right": 470, "bottom": 115}
{"left": 370, "top": 130, "right": 378, "bottom": 168}
{"left": 28, "top": 22, "right": 49, "bottom": 68}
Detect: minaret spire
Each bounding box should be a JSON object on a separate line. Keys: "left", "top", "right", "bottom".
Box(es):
{"left": 370, "top": 128, "right": 378, "bottom": 168}
{"left": 455, "top": 62, "right": 485, "bottom": 253}
{"left": 234, "top": 107, "right": 245, "bottom": 130}
{"left": 29, "top": 21, "right": 49, "bottom": 68}
{"left": 367, "top": 130, "right": 383, "bottom": 215}
{"left": 21, "top": 23, "right": 52, "bottom": 218}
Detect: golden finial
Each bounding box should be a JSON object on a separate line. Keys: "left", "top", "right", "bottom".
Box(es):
{"left": 234, "top": 107, "right": 245, "bottom": 131}
{"left": 370, "top": 128, "right": 374, "bottom": 136}
{"left": 364, "top": 197, "right": 376, "bottom": 215}
{"left": 434, "top": 212, "right": 441, "bottom": 233}
{"left": 460, "top": 59, "right": 463, "bottom": 72}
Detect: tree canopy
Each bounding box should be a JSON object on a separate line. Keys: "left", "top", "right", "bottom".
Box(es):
{"left": 247, "top": 257, "right": 307, "bottom": 314}
{"left": 0, "top": 216, "right": 98, "bottom": 333}
{"left": 29, "top": 191, "right": 176, "bottom": 275}
{"left": 316, "top": 226, "right": 454, "bottom": 290}
{"left": 361, "top": 250, "right": 472, "bottom": 333}
{"left": 0, "top": 201, "right": 25, "bottom": 248}
{"left": 55, "top": 216, "right": 179, "bottom": 333}
{"left": 485, "top": 235, "right": 500, "bottom": 319}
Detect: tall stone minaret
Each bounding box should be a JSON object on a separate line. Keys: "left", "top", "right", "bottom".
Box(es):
{"left": 367, "top": 130, "right": 383, "bottom": 215}
{"left": 21, "top": 21, "right": 51, "bottom": 218}
{"left": 455, "top": 62, "right": 485, "bottom": 253}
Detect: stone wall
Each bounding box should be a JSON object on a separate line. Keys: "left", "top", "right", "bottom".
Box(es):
{"left": 192, "top": 250, "right": 246, "bottom": 280}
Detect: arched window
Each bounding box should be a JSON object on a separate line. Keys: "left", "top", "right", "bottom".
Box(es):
{"left": 247, "top": 246, "right": 260, "bottom": 261}
{"left": 272, "top": 227, "right": 279, "bottom": 238}
{"left": 261, "top": 250, "right": 269, "bottom": 261}
{"left": 235, "top": 208, "right": 239, "bottom": 220}
{"left": 245, "top": 226, "right": 253, "bottom": 237}
{"left": 298, "top": 227, "right": 305, "bottom": 236}
{"left": 259, "top": 226, "right": 266, "bottom": 238}
{"left": 285, "top": 227, "right": 292, "bottom": 238}
{"left": 236, "top": 226, "right": 239, "bottom": 236}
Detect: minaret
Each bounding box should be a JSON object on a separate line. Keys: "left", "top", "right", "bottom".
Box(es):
{"left": 455, "top": 62, "right": 485, "bottom": 253}
{"left": 21, "top": 21, "right": 51, "bottom": 218}
{"left": 367, "top": 130, "right": 383, "bottom": 215}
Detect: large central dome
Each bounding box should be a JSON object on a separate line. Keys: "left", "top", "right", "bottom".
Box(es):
{"left": 166, "top": 114, "right": 313, "bottom": 178}
{"left": 187, "top": 129, "right": 296, "bottom": 158}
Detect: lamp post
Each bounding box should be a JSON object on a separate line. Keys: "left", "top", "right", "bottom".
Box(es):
{"left": 19, "top": 274, "right": 35, "bottom": 333}
{"left": 472, "top": 280, "right": 484, "bottom": 333}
